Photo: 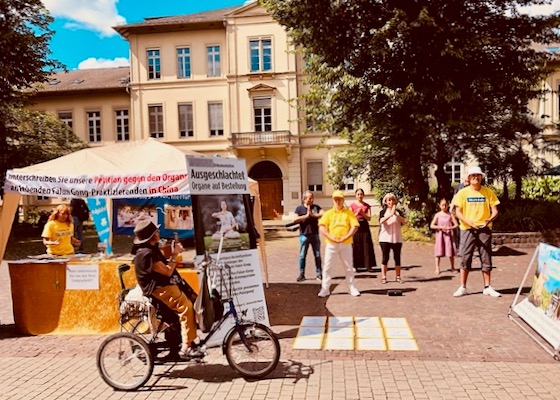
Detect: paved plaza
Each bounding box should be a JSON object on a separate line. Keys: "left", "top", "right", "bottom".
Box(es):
{"left": 1, "top": 231, "right": 559, "bottom": 399}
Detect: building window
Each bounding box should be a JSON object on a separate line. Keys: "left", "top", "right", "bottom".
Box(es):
{"left": 340, "top": 176, "right": 355, "bottom": 192}
{"left": 115, "top": 109, "right": 129, "bottom": 141}
{"left": 253, "top": 97, "right": 272, "bottom": 132}
{"left": 250, "top": 38, "right": 272, "bottom": 72}
{"left": 208, "top": 102, "right": 223, "bottom": 136}
{"left": 58, "top": 111, "right": 73, "bottom": 131}
{"left": 444, "top": 158, "right": 462, "bottom": 184}
{"left": 207, "top": 45, "right": 221, "bottom": 77}
{"left": 87, "top": 111, "right": 101, "bottom": 143}
{"left": 147, "top": 49, "right": 161, "bottom": 80}
{"left": 149, "top": 105, "right": 164, "bottom": 138}
{"left": 178, "top": 103, "right": 194, "bottom": 138}
{"left": 177, "top": 47, "right": 191, "bottom": 78}
{"left": 307, "top": 161, "right": 323, "bottom": 192}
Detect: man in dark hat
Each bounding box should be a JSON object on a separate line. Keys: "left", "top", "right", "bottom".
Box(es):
{"left": 133, "top": 220, "right": 202, "bottom": 359}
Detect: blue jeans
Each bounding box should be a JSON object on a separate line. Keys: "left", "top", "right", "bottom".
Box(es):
{"left": 299, "top": 234, "right": 322, "bottom": 276}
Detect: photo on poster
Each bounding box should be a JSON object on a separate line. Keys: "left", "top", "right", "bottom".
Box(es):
{"left": 164, "top": 205, "right": 194, "bottom": 231}
{"left": 116, "top": 205, "right": 157, "bottom": 228}
{"left": 527, "top": 244, "right": 560, "bottom": 320}
{"left": 192, "top": 194, "right": 252, "bottom": 254}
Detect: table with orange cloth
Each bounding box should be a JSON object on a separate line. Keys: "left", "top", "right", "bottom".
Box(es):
{"left": 8, "top": 257, "right": 199, "bottom": 335}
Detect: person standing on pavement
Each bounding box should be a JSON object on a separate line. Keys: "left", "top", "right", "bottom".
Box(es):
{"left": 69, "top": 198, "right": 89, "bottom": 253}
{"left": 452, "top": 166, "right": 501, "bottom": 298}
{"left": 294, "top": 190, "right": 324, "bottom": 282}
{"left": 318, "top": 190, "right": 360, "bottom": 297}
{"left": 379, "top": 193, "right": 407, "bottom": 284}
{"left": 349, "top": 188, "right": 377, "bottom": 272}
{"left": 430, "top": 198, "right": 458, "bottom": 274}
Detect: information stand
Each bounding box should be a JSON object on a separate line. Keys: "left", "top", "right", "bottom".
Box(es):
{"left": 509, "top": 243, "right": 560, "bottom": 360}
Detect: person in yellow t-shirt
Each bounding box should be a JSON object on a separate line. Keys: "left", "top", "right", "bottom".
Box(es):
{"left": 42, "top": 204, "right": 80, "bottom": 256}
{"left": 452, "top": 166, "right": 500, "bottom": 298}
{"left": 317, "top": 190, "right": 360, "bottom": 298}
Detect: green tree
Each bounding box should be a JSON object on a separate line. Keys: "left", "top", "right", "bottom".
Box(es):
{"left": 0, "top": 0, "right": 64, "bottom": 193}
{"left": 5, "top": 107, "right": 87, "bottom": 170}
{"left": 262, "top": 0, "right": 560, "bottom": 209}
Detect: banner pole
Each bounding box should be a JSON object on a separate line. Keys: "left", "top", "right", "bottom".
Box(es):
{"left": 508, "top": 244, "right": 539, "bottom": 317}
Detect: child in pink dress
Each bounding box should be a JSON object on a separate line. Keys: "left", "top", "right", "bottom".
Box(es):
{"left": 430, "top": 198, "right": 458, "bottom": 274}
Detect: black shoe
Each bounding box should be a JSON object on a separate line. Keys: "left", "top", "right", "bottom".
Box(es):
{"left": 296, "top": 274, "right": 305, "bottom": 282}
{"left": 316, "top": 275, "right": 322, "bottom": 281}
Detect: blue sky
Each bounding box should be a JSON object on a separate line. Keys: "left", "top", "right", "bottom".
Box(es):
{"left": 43, "top": 0, "right": 248, "bottom": 70}
{"left": 42, "top": 0, "right": 559, "bottom": 70}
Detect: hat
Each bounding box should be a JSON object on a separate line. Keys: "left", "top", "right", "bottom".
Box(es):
{"left": 332, "top": 190, "right": 345, "bottom": 199}
{"left": 133, "top": 220, "right": 160, "bottom": 244}
{"left": 467, "top": 166, "right": 485, "bottom": 178}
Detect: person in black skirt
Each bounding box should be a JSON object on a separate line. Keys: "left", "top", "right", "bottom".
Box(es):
{"left": 349, "top": 188, "right": 377, "bottom": 272}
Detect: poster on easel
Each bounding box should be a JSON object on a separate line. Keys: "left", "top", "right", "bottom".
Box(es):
{"left": 510, "top": 243, "right": 560, "bottom": 357}
{"left": 186, "top": 155, "right": 269, "bottom": 346}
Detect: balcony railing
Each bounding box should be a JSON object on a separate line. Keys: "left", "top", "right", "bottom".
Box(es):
{"left": 231, "top": 130, "right": 292, "bottom": 147}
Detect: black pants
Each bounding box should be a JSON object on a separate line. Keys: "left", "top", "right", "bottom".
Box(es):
{"left": 380, "top": 242, "right": 402, "bottom": 266}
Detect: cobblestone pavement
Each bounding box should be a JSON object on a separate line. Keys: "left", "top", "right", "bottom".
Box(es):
{"left": 2, "top": 231, "right": 559, "bottom": 399}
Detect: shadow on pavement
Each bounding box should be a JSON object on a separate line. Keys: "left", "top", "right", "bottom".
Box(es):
{"left": 359, "top": 287, "right": 417, "bottom": 296}
{"left": 265, "top": 283, "right": 334, "bottom": 328}
{"left": 499, "top": 286, "right": 532, "bottom": 295}
{"left": 162, "top": 359, "right": 315, "bottom": 384}
{"left": 0, "top": 324, "right": 26, "bottom": 339}
{"left": 493, "top": 246, "right": 528, "bottom": 256}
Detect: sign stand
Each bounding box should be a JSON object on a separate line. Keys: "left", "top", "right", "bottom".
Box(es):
{"left": 509, "top": 243, "right": 560, "bottom": 361}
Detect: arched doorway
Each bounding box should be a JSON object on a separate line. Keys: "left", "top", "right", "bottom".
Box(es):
{"left": 249, "top": 161, "right": 283, "bottom": 220}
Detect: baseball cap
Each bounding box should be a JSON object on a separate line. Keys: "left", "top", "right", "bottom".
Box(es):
{"left": 332, "top": 190, "right": 345, "bottom": 199}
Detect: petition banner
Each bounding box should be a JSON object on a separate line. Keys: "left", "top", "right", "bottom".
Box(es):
{"left": 4, "top": 170, "right": 189, "bottom": 198}
{"left": 513, "top": 243, "right": 560, "bottom": 349}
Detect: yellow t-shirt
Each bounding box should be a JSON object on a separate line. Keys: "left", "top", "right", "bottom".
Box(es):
{"left": 453, "top": 186, "right": 500, "bottom": 230}
{"left": 41, "top": 220, "right": 75, "bottom": 255}
{"left": 319, "top": 207, "right": 359, "bottom": 245}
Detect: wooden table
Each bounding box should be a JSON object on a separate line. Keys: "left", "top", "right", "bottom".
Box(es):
{"left": 8, "top": 258, "right": 198, "bottom": 335}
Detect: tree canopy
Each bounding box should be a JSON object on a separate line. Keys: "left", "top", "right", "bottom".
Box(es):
{"left": 0, "top": 0, "right": 69, "bottom": 194}
{"left": 262, "top": 0, "right": 560, "bottom": 207}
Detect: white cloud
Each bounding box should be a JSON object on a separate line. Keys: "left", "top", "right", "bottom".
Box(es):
{"left": 77, "top": 57, "right": 129, "bottom": 69}
{"left": 43, "top": 0, "right": 126, "bottom": 37}
{"left": 518, "top": 0, "right": 560, "bottom": 16}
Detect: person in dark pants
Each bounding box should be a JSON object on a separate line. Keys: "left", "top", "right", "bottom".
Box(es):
{"left": 293, "top": 190, "right": 324, "bottom": 282}
{"left": 349, "top": 188, "right": 377, "bottom": 272}
{"left": 69, "top": 198, "right": 89, "bottom": 253}
{"left": 452, "top": 166, "right": 501, "bottom": 298}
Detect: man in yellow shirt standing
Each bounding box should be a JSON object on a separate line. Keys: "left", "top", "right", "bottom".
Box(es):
{"left": 452, "top": 166, "right": 501, "bottom": 297}
{"left": 318, "top": 190, "right": 361, "bottom": 297}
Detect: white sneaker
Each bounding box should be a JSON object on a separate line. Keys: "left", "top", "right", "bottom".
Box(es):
{"left": 453, "top": 286, "right": 468, "bottom": 297}
{"left": 318, "top": 288, "right": 330, "bottom": 298}
{"left": 483, "top": 286, "right": 501, "bottom": 297}
{"left": 349, "top": 286, "right": 361, "bottom": 297}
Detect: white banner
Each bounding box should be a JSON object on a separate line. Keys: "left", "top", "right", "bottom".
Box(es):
{"left": 4, "top": 170, "right": 189, "bottom": 198}
{"left": 186, "top": 156, "right": 249, "bottom": 195}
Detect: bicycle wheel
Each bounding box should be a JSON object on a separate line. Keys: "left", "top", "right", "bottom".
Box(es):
{"left": 224, "top": 322, "right": 280, "bottom": 379}
{"left": 96, "top": 332, "right": 154, "bottom": 391}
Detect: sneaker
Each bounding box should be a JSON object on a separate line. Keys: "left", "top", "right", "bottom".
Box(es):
{"left": 349, "top": 286, "right": 361, "bottom": 297}
{"left": 316, "top": 275, "right": 322, "bottom": 281}
{"left": 296, "top": 274, "right": 305, "bottom": 282}
{"left": 453, "top": 286, "right": 468, "bottom": 297}
{"left": 318, "top": 288, "right": 330, "bottom": 298}
{"left": 483, "top": 286, "right": 501, "bottom": 297}
{"left": 179, "top": 345, "right": 205, "bottom": 359}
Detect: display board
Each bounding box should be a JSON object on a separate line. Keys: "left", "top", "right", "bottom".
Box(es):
{"left": 509, "top": 243, "right": 560, "bottom": 359}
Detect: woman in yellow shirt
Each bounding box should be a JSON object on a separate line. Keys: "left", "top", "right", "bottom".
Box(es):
{"left": 42, "top": 204, "right": 81, "bottom": 256}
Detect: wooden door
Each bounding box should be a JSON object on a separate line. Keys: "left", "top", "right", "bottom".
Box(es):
{"left": 257, "top": 179, "right": 283, "bottom": 219}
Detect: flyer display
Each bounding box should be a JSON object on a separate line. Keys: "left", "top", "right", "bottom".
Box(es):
{"left": 510, "top": 243, "right": 560, "bottom": 357}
